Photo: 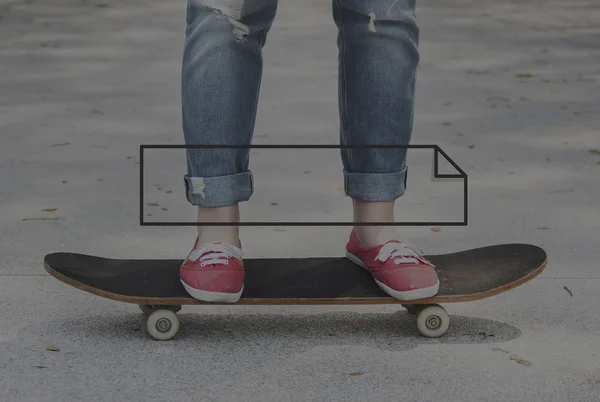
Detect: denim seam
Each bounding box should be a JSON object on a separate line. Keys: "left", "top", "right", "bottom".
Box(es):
{"left": 185, "top": 0, "right": 192, "bottom": 27}
{"left": 335, "top": 0, "right": 354, "bottom": 196}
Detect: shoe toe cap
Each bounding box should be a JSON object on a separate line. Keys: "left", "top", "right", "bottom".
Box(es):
{"left": 383, "top": 266, "right": 439, "bottom": 291}
{"left": 180, "top": 263, "right": 244, "bottom": 293}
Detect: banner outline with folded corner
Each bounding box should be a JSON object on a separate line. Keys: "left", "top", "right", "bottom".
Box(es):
{"left": 139, "top": 144, "right": 468, "bottom": 227}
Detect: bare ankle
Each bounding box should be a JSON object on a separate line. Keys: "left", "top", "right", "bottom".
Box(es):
{"left": 196, "top": 205, "right": 240, "bottom": 246}
{"left": 352, "top": 199, "right": 395, "bottom": 222}
{"left": 352, "top": 199, "right": 398, "bottom": 247}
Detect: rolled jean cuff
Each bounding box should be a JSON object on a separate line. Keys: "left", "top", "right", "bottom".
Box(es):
{"left": 343, "top": 166, "right": 408, "bottom": 202}
{"left": 184, "top": 171, "right": 253, "bottom": 207}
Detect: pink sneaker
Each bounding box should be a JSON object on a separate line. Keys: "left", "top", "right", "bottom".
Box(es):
{"left": 180, "top": 237, "right": 244, "bottom": 303}
{"left": 345, "top": 230, "right": 439, "bottom": 300}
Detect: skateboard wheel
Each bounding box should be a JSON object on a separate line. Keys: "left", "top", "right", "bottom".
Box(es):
{"left": 146, "top": 310, "right": 180, "bottom": 341}
{"left": 139, "top": 304, "right": 182, "bottom": 315}
{"left": 416, "top": 305, "right": 449, "bottom": 338}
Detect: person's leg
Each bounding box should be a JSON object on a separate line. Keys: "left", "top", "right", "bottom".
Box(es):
{"left": 180, "top": 0, "right": 278, "bottom": 302}
{"left": 333, "top": 0, "right": 439, "bottom": 300}
{"left": 333, "top": 0, "right": 417, "bottom": 242}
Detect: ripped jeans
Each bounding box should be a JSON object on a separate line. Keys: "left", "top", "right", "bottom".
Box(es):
{"left": 182, "top": 0, "right": 419, "bottom": 207}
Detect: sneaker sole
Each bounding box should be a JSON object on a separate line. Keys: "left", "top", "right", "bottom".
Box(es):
{"left": 345, "top": 251, "right": 440, "bottom": 301}
{"left": 181, "top": 280, "right": 243, "bottom": 303}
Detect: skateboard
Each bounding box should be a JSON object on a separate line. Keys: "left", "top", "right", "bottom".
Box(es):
{"left": 44, "top": 243, "right": 547, "bottom": 340}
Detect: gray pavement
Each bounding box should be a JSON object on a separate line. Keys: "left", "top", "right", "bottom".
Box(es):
{"left": 1, "top": 0, "right": 599, "bottom": 401}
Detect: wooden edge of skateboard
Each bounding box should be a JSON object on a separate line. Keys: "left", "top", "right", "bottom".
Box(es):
{"left": 44, "top": 258, "right": 547, "bottom": 306}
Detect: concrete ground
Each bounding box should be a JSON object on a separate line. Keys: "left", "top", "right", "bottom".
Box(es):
{"left": 1, "top": 0, "right": 599, "bottom": 400}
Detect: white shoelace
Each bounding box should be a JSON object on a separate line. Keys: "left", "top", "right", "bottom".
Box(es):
{"left": 188, "top": 243, "right": 243, "bottom": 267}
{"left": 375, "top": 242, "right": 434, "bottom": 267}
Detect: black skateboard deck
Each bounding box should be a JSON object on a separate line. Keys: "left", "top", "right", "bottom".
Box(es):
{"left": 44, "top": 243, "right": 547, "bottom": 339}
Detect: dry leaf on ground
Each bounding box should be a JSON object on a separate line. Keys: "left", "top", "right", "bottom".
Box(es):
{"left": 509, "top": 355, "right": 532, "bottom": 366}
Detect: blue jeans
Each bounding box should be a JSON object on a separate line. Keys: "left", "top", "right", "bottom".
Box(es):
{"left": 182, "top": 0, "right": 419, "bottom": 207}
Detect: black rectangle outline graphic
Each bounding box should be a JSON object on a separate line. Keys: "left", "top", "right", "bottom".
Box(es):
{"left": 139, "top": 144, "right": 468, "bottom": 226}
